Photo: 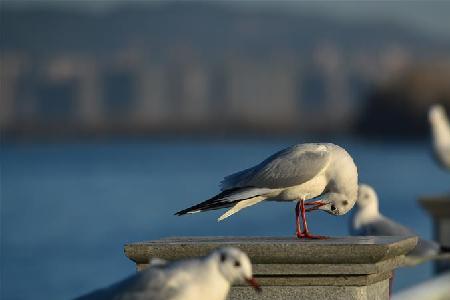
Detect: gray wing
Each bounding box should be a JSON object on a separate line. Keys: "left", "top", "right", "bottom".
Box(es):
{"left": 74, "top": 266, "right": 178, "bottom": 300}
{"left": 221, "top": 144, "right": 331, "bottom": 190}
{"left": 356, "top": 217, "right": 414, "bottom": 236}
{"left": 356, "top": 217, "right": 439, "bottom": 258}
{"left": 412, "top": 238, "right": 440, "bottom": 257}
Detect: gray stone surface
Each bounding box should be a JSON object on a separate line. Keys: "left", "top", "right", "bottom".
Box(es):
{"left": 420, "top": 195, "right": 450, "bottom": 273}
{"left": 228, "top": 280, "right": 389, "bottom": 300}
{"left": 420, "top": 195, "right": 450, "bottom": 218}
{"left": 125, "top": 236, "right": 417, "bottom": 265}
{"left": 124, "top": 236, "right": 416, "bottom": 300}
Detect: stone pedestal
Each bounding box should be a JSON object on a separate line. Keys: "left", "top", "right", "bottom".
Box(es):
{"left": 124, "top": 236, "right": 416, "bottom": 300}
{"left": 420, "top": 195, "right": 450, "bottom": 273}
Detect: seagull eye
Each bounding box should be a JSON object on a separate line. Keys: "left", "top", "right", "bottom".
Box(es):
{"left": 330, "top": 205, "right": 336, "bottom": 211}
{"left": 233, "top": 260, "right": 241, "bottom": 267}
{"left": 220, "top": 253, "right": 227, "bottom": 263}
{"left": 342, "top": 200, "right": 348, "bottom": 206}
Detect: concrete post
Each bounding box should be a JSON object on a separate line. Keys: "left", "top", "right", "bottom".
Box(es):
{"left": 419, "top": 195, "right": 450, "bottom": 274}
{"left": 124, "top": 236, "right": 416, "bottom": 300}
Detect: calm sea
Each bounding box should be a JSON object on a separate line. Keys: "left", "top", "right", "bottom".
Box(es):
{"left": 1, "top": 137, "right": 449, "bottom": 300}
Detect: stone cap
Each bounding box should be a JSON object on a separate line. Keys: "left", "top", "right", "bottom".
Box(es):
{"left": 124, "top": 236, "right": 417, "bottom": 266}
{"left": 419, "top": 195, "right": 450, "bottom": 218}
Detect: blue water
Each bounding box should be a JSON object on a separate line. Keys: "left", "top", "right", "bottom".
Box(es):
{"left": 1, "top": 137, "right": 449, "bottom": 300}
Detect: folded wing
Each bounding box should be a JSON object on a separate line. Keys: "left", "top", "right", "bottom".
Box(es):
{"left": 221, "top": 144, "right": 331, "bottom": 190}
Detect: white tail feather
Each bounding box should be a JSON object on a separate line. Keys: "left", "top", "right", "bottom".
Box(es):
{"left": 217, "top": 196, "right": 266, "bottom": 221}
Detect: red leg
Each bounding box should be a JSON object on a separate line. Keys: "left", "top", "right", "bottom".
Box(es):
{"left": 300, "top": 200, "right": 309, "bottom": 233}
{"left": 300, "top": 199, "right": 328, "bottom": 239}
{"left": 295, "top": 201, "right": 304, "bottom": 238}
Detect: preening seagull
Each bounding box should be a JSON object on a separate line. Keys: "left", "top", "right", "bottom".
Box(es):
{"left": 350, "top": 184, "right": 450, "bottom": 266}
{"left": 429, "top": 104, "right": 450, "bottom": 170}
{"left": 74, "top": 247, "right": 260, "bottom": 300}
{"left": 176, "top": 143, "right": 359, "bottom": 239}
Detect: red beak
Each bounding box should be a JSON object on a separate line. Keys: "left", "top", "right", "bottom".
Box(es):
{"left": 245, "top": 277, "right": 262, "bottom": 292}
{"left": 305, "top": 200, "right": 327, "bottom": 212}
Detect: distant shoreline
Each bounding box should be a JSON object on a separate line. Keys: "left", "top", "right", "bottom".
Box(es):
{"left": 1, "top": 128, "right": 430, "bottom": 144}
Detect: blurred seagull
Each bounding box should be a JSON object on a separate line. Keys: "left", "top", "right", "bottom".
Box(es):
{"left": 350, "top": 184, "right": 450, "bottom": 266}
{"left": 176, "top": 143, "right": 358, "bottom": 239}
{"left": 429, "top": 104, "right": 450, "bottom": 170}
{"left": 75, "top": 247, "right": 260, "bottom": 300}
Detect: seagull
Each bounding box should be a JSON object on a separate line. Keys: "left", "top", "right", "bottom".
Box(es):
{"left": 429, "top": 104, "right": 450, "bottom": 170}
{"left": 350, "top": 184, "right": 450, "bottom": 266}
{"left": 74, "top": 247, "right": 261, "bottom": 300}
{"left": 176, "top": 143, "right": 358, "bottom": 239}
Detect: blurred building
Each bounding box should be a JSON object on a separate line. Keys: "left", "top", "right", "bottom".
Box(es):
{"left": 359, "top": 60, "right": 450, "bottom": 136}
{"left": 1, "top": 2, "right": 449, "bottom": 137}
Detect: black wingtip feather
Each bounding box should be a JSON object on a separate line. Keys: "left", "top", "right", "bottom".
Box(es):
{"left": 174, "top": 208, "right": 193, "bottom": 216}
{"left": 174, "top": 188, "right": 244, "bottom": 216}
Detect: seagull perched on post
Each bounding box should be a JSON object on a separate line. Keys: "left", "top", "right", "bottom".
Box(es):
{"left": 350, "top": 184, "right": 450, "bottom": 266}
{"left": 176, "top": 143, "right": 358, "bottom": 239}
{"left": 74, "top": 247, "right": 260, "bottom": 300}
{"left": 429, "top": 104, "right": 450, "bottom": 170}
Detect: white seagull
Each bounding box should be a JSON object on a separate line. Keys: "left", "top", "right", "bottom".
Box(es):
{"left": 429, "top": 104, "right": 450, "bottom": 170}
{"left": 74, "top": 247, "right": 260, "bottom": 300}
{"left": 176, "top": 143, "right": 358, "bottom": 239}
{"left": 350, "top": 184, "right": 450, "bottom": 265}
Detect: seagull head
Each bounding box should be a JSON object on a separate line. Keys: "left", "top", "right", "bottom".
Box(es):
{"left": 355, "top": 184, "right": 379, "bottom": 214}
{"left": 213, "top": 247, "right": 261, "bottom": 292}
{"left": 305, "top": 193, "right": 355, "bottom": 216}
{"left": 429, "top": 104, "right": 446, "bottom": 124}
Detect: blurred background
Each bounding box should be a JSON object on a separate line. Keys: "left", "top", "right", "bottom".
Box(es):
{"left": 1, "top": 1, "right": 450, "bottom": 299}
